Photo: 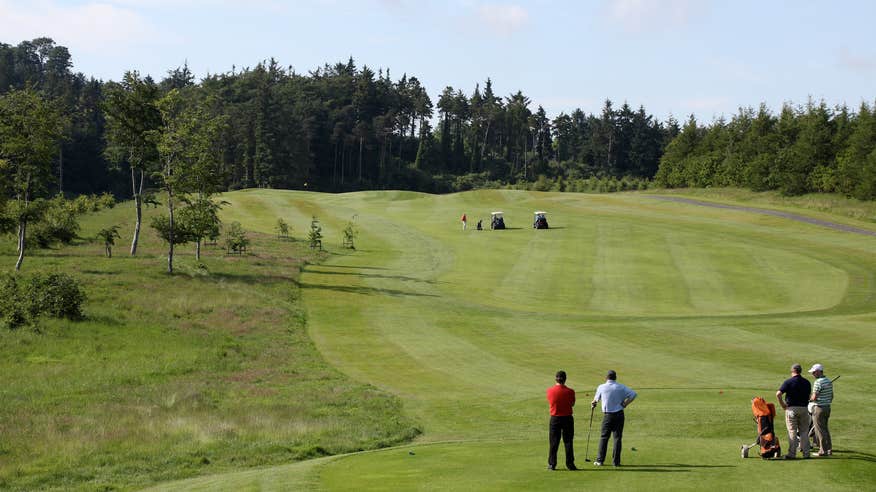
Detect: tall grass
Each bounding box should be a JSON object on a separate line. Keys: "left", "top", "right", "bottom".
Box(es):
{"left": 0, "top": 202, "right": 419, "bottom": 491}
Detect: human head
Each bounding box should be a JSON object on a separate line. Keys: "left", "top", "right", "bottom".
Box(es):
{"left": 555, "top": 370, "right": 567, "bottom": 384}
{"left": 791, "top": 363, "right": 802, "bottom": 375}
{"left": 606, "top": 370, "right": 617, "bottom": 381}
{"left": 808, "top": 363, "right": 824, "bottom": 377}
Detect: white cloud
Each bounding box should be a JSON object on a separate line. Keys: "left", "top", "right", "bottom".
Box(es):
{"left": 477, "top": 4, "right": 529, "bottom": 35}
{"left": 605, "top": 0, "right": 699, "bottom": 33}
{"left": 0, "top": 0, "right": 174, "bottom": 53}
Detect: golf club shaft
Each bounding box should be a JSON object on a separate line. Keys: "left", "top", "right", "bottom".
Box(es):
{"left": 585, "top": 405, "right": 595, "bottom": 461}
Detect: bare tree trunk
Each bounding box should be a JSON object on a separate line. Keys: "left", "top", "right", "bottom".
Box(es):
{"left": 195, "top": 239, "right": 201, "bottom": 261}
{"left": 131, "top": 168, "right": 144, "bottom": 255}
{"left": 167, "top": 188, "right": 174, "bottom": 274}
{"left": 481, "top": 119, "right": 491, "bottom": 161}
{"left": 107, "top": 245, "right": 112, "bottom": 258}
{"left": 15, "top": 219, "right": 26, "bottom": 271}
{"left": 358, "top": 136, "right": 363, "bottom": 183}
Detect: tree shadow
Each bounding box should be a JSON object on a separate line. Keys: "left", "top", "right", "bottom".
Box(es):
{"left": 302, "top": 267, "right": 436, "bottom": 284}
{"left": 299, "top": 282, "right": 439, "bottom": 298}
{"left": 317, "top": 265, "right": 389, "bottom": 271}
{"left": 201, "top": 272, "right": 295, "bottom": 285}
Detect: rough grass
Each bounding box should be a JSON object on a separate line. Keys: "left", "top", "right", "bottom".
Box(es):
{"left": 0, "top": 201, "right": 419, "bottom": 491}
{"left": 150, "top": 188, "right": 876, "bottom": 491}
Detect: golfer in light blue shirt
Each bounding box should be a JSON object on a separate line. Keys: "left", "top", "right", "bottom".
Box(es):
{"left": 590, "top": 370, "right": 637, "bottom": 466}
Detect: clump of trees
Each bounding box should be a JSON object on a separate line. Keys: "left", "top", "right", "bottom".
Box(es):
{"left": 655, "top": 100, "right": 876, "bottom": 199}
{"left": 224, "top": 221, "right": 249, "bottom": 255}
{"left": 0, "top": 272, "right": 86, "bottom": 329}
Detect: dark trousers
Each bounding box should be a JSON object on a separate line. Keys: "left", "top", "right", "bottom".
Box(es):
{"left": 597, "top": 410, "right": 625, "bottom": 465}
{"left": 548, "top": 415, "right": 575, "bottom": 468}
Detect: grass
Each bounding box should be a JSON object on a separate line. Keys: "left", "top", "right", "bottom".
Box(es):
{"left": 185, "top": 189, "right": 875, "bottom": 490}
{"left": 3, "top": 188, "right": 876, "bottom": 490}
{"left": 0, "top": 201, "right": 418, "bottom": 491}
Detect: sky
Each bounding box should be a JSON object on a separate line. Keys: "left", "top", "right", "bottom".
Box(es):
{"left": 2, "top": 0, "right": 876, "bottom": 123}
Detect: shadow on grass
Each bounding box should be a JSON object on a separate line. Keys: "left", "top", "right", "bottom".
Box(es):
{"left": 316, "top": 265, "right": 389, "bottom": 271}
{"left": 302, "top": 267, "right": 437, "bottom": 284}
{"left": 621, "top": 464, "right": 734, "bottom": 469}
{"left": 201, "top": 272, "right": 296, "bottom": 285}
{"left": 831, "top": 450, "right": 876, "bottom": 463}
{"left": 604, "top": 468, "right": 690, "bottom": 473}
{"left": 299, "top": 282, "right": 439, "bottom": 298}
{"left": 80, "top": 269, "right": 122, "bottom": 275}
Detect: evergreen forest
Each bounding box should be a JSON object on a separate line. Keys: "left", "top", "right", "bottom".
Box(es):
{"left": 2, "top": 38, "right": 876, "bottom": 200}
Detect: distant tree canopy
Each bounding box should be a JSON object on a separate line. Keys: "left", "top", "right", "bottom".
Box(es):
{"left": 2, "top": 38, "right": 874, "bottom": 200}
{"left": 654, "top": 100, "right": 876, "bottom": 199}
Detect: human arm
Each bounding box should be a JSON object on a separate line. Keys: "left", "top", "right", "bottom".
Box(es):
{"left": 591, "top": 387, "right": 601, "bottom": 408}
{"left": 776, "top": 390, "right": 787, "bottom": 409}
{"left": 809, "top": 379, "right": 820, "bottom": 402}
{"left": 621, "top": 388, "right": 637, "bottom": 408}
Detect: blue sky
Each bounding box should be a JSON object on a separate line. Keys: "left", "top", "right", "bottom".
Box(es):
{"left": 3, "top": 0, "right": 875, "bottom": 123}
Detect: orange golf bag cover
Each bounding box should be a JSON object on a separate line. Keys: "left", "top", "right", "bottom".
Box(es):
{"left": 751, "top": 397, "right": 781, "bottom": 458}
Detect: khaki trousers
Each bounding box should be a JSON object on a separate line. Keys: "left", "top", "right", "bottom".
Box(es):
{"left": 784, "top": 406, "right": 811, "bottom": 457}
{"left": 812, "top": 405, "right": 832, "bottom": 453}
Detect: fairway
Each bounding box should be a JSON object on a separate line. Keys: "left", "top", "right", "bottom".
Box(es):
{"left": 151, "top": 189, "right": 876, "bottom": 491}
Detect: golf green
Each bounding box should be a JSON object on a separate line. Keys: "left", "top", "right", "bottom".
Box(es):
{"left": 153, "top": 189, "right": 876, "bottom": 490}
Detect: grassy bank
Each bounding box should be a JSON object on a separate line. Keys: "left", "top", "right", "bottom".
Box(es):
{"left": 0, "top": 202, "right": 419, "bottom": 490}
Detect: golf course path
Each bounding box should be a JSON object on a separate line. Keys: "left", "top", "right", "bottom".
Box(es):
{"left": 649, "top": 195, "right": 876, "bottom": 237}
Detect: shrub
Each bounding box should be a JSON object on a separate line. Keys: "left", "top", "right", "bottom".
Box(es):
{"left": 0, "top": 275, "right": 27, "bottom": 329}
{"left": 224, "top": 221, "right": 249, "bottom": 254}
{"left": 0, "top": 272, "right": 86, "bottom": 329}
{"left": 25, "top": 273, "right": 86, "bottom": 320}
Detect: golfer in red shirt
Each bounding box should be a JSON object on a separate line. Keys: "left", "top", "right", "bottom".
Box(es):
{"left": 546, "top": 370, "right": 577, "bottom": 470}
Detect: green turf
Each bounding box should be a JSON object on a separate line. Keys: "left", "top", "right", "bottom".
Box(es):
{"left": 5, "top": 189, "right": 876, "bottom": 490}
{"left": 150, "top": 189, "right": 875, "bottom": 490}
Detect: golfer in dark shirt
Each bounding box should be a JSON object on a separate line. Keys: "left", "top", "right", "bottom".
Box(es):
{"left": 776, "top": 363, "right": 812, "bottom": 459}
{"left": 546, "top": 370, "right": 577, "bottom": 470}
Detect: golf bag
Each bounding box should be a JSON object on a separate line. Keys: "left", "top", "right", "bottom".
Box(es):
{"left": 751, "top": 397, "right": 781, "bottom": 459}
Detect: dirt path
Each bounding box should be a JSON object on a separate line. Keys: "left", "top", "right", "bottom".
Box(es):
{"left": 648, "top": 195, "right": 876, "bottom": 237}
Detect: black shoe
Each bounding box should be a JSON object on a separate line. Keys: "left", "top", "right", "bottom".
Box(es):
{"left": 568, "top": 465, "right": 578, "bottom": 471}
{"left": 547, "top": 466, "right": 556, "bottom": 471}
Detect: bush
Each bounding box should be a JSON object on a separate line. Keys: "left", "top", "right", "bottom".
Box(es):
{"left": 224, "top": 221, "right": 249, "bottom": 254}
{"left": 25, "top": 273, "right": 86, "bottom": 320}
{"left": 0, "top": 272, "right": 86, "bottom": 329}
{"left": 30, "top": 198, "right": 79, "bottom": 247}
{"left": 0, "top": 275, "right": 27, "bottom": 329}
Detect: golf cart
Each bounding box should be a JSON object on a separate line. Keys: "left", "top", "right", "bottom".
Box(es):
{"left": 490, "top": 211, "right": 506, "bottom": 230}
{"left": 533, "top": 211, "right": 549, "bottom": 229}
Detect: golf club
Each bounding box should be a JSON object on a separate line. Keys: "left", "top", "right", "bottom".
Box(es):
{"left": 584, "top": 404, "right": 595, "bottom": 462}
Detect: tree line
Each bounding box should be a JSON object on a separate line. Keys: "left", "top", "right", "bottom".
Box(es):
{"left": 655, "top": 100, "right": 876, "bottom": 200}
{"left": 1, "top": 38, "right": 673, "bottom": 197}
{"left": 3, "top": 37, "right": 876, "bottom": 242}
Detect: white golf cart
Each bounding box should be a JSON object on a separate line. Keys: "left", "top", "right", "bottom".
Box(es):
{"left": 533, "top": 211, "right": 549, "bottom": 229}
{"left": 490, "top": 211, "right": 506, "bottom": 230}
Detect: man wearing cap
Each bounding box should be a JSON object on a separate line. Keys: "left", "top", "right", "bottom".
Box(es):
{"left": 809, "top": 363, "right": 833, "bottom": 456}
{"left": 776, "top": 363, "right": 811, "bottom": 459}
{"left": 546, "top": 370, "right": 577, "bottom": 470}
{"left": 591, "top": 370, "right": 637, "bottom": 467}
